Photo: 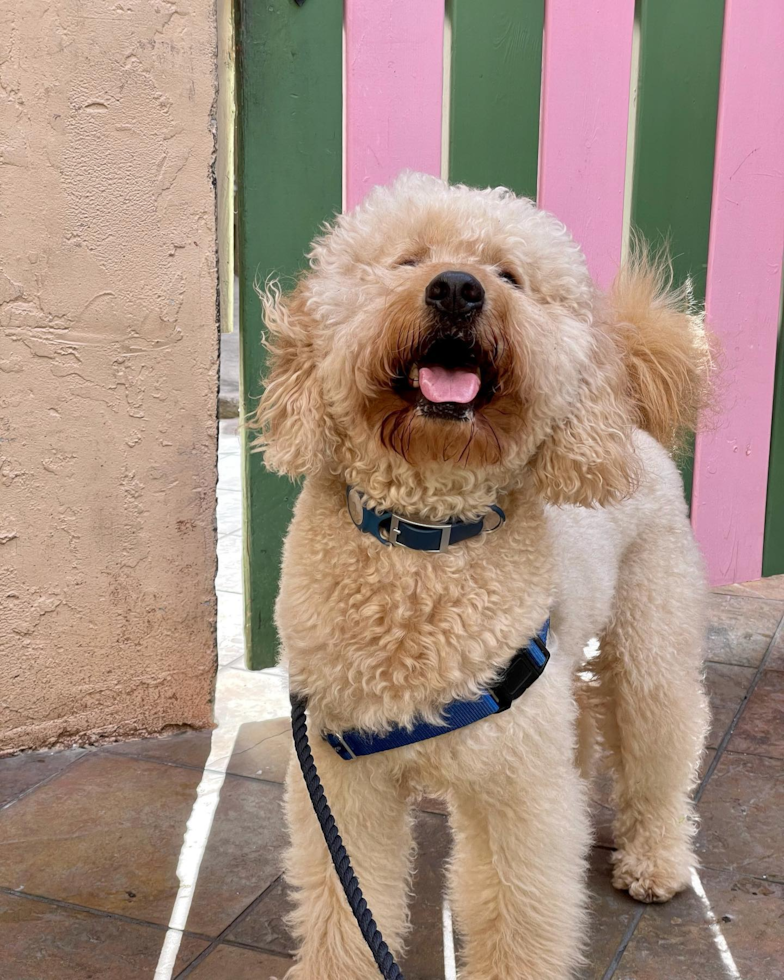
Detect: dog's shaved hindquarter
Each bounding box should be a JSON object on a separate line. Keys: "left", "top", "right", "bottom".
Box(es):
{"left": 251, "top": 174, "right": 710, "bottom": 980}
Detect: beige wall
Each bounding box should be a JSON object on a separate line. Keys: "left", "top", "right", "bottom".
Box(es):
{"left": 0, "top": 1, "right": 219, "bottom": 753}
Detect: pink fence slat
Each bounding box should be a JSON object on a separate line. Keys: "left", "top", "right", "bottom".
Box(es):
{"left": 344, "top": 0, "right": 444, "bottom": 212}
{"left": 537, "top": 0, "right": 635, "bottom": 289}
{"left": 692, "top": 0, "right": 784, "bottom": 587}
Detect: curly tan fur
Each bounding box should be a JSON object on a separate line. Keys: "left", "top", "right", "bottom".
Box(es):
{"left": 529, "top": 320, "right": 642, "bottom": 507}
{"left": 250, "top": 280, "right": 335, "bottom": 477}
{"left": 248, "top": 174, "right": 710, "bottom": 980}
{"left": 609, "top": 245, "right": 712, "bottom": 452}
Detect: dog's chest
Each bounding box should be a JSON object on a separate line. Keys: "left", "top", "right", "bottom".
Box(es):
{"left": 278, "top": 487, "right": 554, "bottom": 731}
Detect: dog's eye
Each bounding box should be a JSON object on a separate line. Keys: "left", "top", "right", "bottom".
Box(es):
{"left": 397, "top": 257, "right": 420, "bottom": 268}
{"left": 498, "top": 269, "right": 520, "bottom": 287}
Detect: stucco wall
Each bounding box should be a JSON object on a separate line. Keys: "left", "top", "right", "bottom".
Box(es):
{"left": 0, "top": 1, "right": 219, "bottom": 753}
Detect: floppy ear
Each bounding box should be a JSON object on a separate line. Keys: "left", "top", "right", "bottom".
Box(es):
{"left": 530, "top": 327, "right": 640, "bottom": 507}
{"left": 248, "top": 279, "right": 329, "bottom": 478}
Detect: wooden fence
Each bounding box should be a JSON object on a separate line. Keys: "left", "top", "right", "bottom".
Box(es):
{"left": 237, "top": 0, "right": 784, "bottom": 668}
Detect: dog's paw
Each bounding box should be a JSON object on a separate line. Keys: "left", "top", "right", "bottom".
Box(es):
{"left": 611, "top": 848, "right": 691, "bottom": 903}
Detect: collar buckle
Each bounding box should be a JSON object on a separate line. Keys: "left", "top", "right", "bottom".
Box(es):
{"left": 388, "top": 514, "right": 452, "bottom": 552}
{"left": 348, "top": 486, "right": 504, "bottom": 552}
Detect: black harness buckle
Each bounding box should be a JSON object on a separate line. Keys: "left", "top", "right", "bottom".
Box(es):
{"left": 488, "top": 635, "right": 550, "bottom": 712}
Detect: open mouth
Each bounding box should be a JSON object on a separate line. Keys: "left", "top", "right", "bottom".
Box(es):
{"left": 396, "top": 335, "right": 496, "bottom": 421}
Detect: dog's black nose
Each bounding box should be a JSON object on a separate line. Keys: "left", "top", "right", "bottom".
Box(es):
{"left": 425, "top": 271, "right": 485, "bottom": 315}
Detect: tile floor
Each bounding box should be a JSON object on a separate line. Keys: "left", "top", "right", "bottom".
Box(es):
{"left": 1, "top": 420, "right": 783, "bottom": 979}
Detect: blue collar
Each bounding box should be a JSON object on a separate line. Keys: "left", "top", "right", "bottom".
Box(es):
{"left": 346, "top": 487, "right": 505, "bottom": 552}
{"left": 324, "top": 621, "right": 550, "bottom": 760}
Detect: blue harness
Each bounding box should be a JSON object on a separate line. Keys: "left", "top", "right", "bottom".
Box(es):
{"left": 324, "top": 622, "right": 550, "bottom": 760}
{"left": 323, "top": 489, "right": 551, "bottom": 761}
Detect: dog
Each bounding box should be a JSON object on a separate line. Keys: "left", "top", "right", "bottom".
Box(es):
{"left": 251, "top": 173, "right": 711, "bottom": 980}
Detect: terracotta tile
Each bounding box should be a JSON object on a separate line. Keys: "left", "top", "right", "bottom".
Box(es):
{"left": 189, "top": 944, "right": 291, "bottom": 979}
{"left": 100, "top": 719, "right": 293, "bottom": 782}
{"left": 228, "top": 876, "right": 293, "bottom": 955}
{"left": 216, "top": 531, "right": 243, "bottom": 593}
{"left": 615, "top": 868, "right": 784, "bottom": 980}
{"left": 767, "top": 627, "right": 784, "bottom": 671}
{"left": 590, "top": 768, "right": 615, "bottom": 848}
{"left": 700, "top": 748, "right": 717, "bottom": 779}
{"left": 230, "top": 811, "right": 452, "bottom": 979}
{"left": 0, "top": 891, "right": 207, "bottom": 979}
{"left": 714, "top": 573, "right": 784, "bottom": 601}
{"left": 189, "top": 776, "right": 287, "bottom": 935}
{"left": 580, "top": 848, "right": 641, "bottom": 980}
{"left": 696, "top": 750, "right": 784, "bottom": 879}
{"left": 729, "top": 670, "right": 784, "bottom": 759}
{"left": 102, "top": 675, "right": 290, "bottom": 775}
{"left": 694, "top": 748, "right": 718, "bottom": 796}
{"left": 706, "top": 593, "right": 783, "bottom": 667}
{"left": 221, "top": 719, "right": 292, "bottom": 781}
{"left": 0, "top": 747, "right": 84, "bottom": 809}
{"left": 100, "top": 730, "right": 214, "bottom": 769}
{"left": 217, "top": 489, "right": 243, "bottom": 538}
{"left": 704, "top": 662, "right": 755, "bottom": 749}
{"left": 0, "top": 753, "right": 286, "bottom": 935}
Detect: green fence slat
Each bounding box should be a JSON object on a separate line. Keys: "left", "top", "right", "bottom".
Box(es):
{"left": 631, "top": 0, "right": 725, "bottom": 505}
{"left": 236, "top": 0, "right": 342, "bottom": 668}
{"left": 763, "top": 302, "right": 784, "bottom": 577}
{"left": 447, "top": 0, "right": 544, "bottom": 199}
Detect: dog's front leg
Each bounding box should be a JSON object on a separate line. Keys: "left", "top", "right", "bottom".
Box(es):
{"left": 283, "top": 741, "right": 413, "bottom": 980}
{"left": 447, "top": 729, "right": 590, "bottom": 980}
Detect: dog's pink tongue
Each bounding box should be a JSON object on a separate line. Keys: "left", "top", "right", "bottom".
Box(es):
{"left": 419, "top": 366, "right": 480, "bottom": 404}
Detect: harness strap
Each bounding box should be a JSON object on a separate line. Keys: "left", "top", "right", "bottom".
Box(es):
{"left": 324, "top": 621, "right": 550, "bottom": 761}
{"left": 290, "top": 621, "right": 551, "bottom": 978}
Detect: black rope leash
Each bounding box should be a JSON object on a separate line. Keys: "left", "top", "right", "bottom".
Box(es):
{"left": 290, "top": 693, "right": 405, "bottom": 980}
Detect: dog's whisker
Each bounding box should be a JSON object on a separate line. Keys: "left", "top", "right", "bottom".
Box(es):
{"left": 483, "top": 418, "right": 503, "bottom": 464}
{"left": 456, "top": 422, "right": 476, "bottom": 464}
{"left": 405, "top": 413, "right": 418, "bottom": 458}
